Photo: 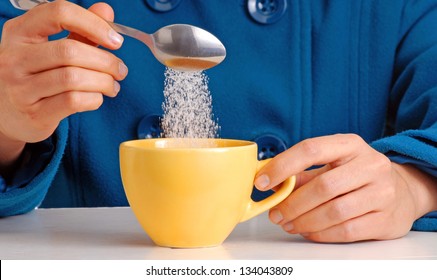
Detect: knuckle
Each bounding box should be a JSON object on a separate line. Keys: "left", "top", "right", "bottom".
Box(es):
{"left": 64, "top": 91, "right": 83, "bottom": 111}
{"left": 374, "top": 153, "right": 392, "bottom": 172}
{"left": 50, "top": 1, "right": 70, "bottom": 21}
{"left": 272, "top": 156, "right": 291, "bottom": 176}
{"left": 327, "top": 200, "right": 348, "bottom": 221}
{"left": 24, "top": 106, "right": 41, "bottom": 124}
{"left": 345, "top": 133, "right": 364, "bottom": 144}
{"left": 339, "top": 222, "right": 357, "bottom": 242}
{"left": 2, "top": 19, "right": 16, "bottom": 35}
{"left": 277, "top": 198, "right": 295, "bottom": 219}
{"left": 65, "top": 92, "right": 104, "bottom": 113}
{"left": 58, "top": 67, "right": 80, "bottom": 88}
{"left": 335, "top": 133, "right": 365, "bottom": 148}
{"left": 315, "top": 174, "right": 336, "bottom": 197}
{"left": 55, "top": 39, "right": 79, "bottom": 62}
{"left": 299, "top": 138, "right": 320, "bottom": 156}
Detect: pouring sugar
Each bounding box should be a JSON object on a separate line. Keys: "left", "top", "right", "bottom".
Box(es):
{"left": 161, "top": 68, "right": 219, "bottom": 148}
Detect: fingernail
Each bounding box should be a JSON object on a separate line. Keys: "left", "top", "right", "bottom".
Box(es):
{"left": 119, "top": 62, "right": 128, "bottom": 77}
{"left": 254, "top": 174, "right": 270, "bottom": 190}
{"left": 283, "top": 222, "right": 294, "bottom": 232}
{"left": 109, "top": 29, "right": 124, "bottom": 46}
{"left": 270, "top": 209, "right": 283, "bottom": 224}
{"left": 114, "top": 81, "right": 120, "bottom": 94}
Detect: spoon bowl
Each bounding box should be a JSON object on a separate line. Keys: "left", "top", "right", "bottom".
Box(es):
{"left": 10, "top": 0, "right": 226, "bottom": 71}
{"left": 108, "top": 22, "right": 226, "bottom": 71}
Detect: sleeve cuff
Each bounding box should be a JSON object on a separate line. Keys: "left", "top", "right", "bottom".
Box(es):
{"left": 0, "top": 137, "right": 55, "bottom": 193}
{"left": 387, "top": 152, "right": 437, "bottom": 177}
{"left": 0, "top": 119, "right": 68, "bottom": 216}
{"left": 383, "top": 153, "right": 437, "bottom": 232}
{"left": 412, "top": 213, "right": 437, "bottom": 232}
{"left": 372, "top": 133, "right": 437, "bottom": 232}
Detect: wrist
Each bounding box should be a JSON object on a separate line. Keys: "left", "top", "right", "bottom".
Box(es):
{"left": 0, "top": 130, "right": 26, "bottom": 175}
{"left": 392, "top": 162, "right": 437, "bottom": 219}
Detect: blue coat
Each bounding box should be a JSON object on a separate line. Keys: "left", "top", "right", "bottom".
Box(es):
{"left": 1, "top": 0, "right": 437, "bottom": 231}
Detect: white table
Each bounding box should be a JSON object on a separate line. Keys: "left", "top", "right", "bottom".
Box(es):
{"left": 1, "top": 207, "right": 436, "bottom": 260}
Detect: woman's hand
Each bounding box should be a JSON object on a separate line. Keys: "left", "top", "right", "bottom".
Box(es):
{"left": 255, "top": 134, "right": 437, "bottom": 243}
{"left": 0, "top": 1, "right": 128, "bottom": 169}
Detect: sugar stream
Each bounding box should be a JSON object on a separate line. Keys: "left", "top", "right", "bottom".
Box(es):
{"left": 161, "top": 68, "right": 219, "bottom": 148}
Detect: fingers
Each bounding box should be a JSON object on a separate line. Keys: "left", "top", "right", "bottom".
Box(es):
{"left": 3, "top": 0, "right": 123, "bottom": 48}
{"left": 276, "top": 152, "right": 378, "bottom": 222}
{"left": 301, "top": 212, "right": 387, "bottom": 243}
{"left": 0, "top": 89, "right": 106, "bottom": 144}
{"left": 0, "top": 1, "right": 126, "bottom": 145}
{"left": 38, "top": 91, "right": 105, "bottom": 120}
{"left": 8, "top": 69, "right": 116, "bottom": 133}
{"left": 255, "top": 134, "right": 367, "bottom": 191}
{"left": 269, "top": 145, "right": 393, "bottom": 230}
{"left": 21, "top": 67, "right": 120, "bottom": 104}
{"left": 260, "top": 133, "right": 405, "bottom": 243}
{"left": 21, "top": 39, "right": 128, "bottom": 79}
{"left": 283, "top": 184, "right": 383, "bottom": 235}
{"left": 5, "top": 38, "right": 128, "bottom": 106}
{"left": 12, "top": 90, "right": 105, "bottom": 143}
{"left": 270, "top": 166, "right": 330, "bottom": 195}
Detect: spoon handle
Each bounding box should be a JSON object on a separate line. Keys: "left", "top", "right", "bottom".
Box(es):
{"left": 10, "top": 0, "right": 50, "bottom": 10}
{"left": 9, "top": 0, "right": 154, "bottom": 49}
{"left": 106, "top": 22, "right": 153, "bottom": 50}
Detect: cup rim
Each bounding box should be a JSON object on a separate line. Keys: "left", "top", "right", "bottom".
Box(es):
{"left": 120, "top": 138, "right": 256, "bottom": 151}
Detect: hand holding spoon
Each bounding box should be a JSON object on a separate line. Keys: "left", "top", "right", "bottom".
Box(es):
{"left": 9, "top": 0, "right": 226, "bottom": 71}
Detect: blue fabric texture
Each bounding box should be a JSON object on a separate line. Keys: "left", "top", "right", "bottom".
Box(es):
{"left": 387, "top": 154, "right": 437, "bottom": 178}
{"left": 1, "top": 138, "right": 54, "bottom": 191}
{"left": 0, "top": 120, "right": 68, "bottom": 216}
{"left": 0, "top": 1, "right": 437, "bottom": 233}
{"left": 413, "top": 216, "right": 437, "bottom": 232}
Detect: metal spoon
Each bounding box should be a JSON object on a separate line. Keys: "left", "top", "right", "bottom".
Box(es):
{"left": 9, "top": 0, "right": 226, "bottom": 71}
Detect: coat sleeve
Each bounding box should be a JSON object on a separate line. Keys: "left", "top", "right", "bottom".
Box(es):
{"left": 371, "top": 1, "right": 437, "bottom": 231}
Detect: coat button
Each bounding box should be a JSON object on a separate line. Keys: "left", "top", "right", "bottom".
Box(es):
{"left": 144, "top": 0, "right": 182, "bottom": 12}
{"left": 254, "top": 134, "right": 287, "bottom": 160}
{"left": 137, "top": 114, "right": 163, "bottom": 139}
{"left": 247, "top": 0, "right": 287, "bottom": 24}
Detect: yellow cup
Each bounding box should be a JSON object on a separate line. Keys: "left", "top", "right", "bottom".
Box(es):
{"left": 119, "top": 138, "right": 295, "bottom": 248}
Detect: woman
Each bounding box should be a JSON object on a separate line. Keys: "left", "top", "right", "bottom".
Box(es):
{"left": 1, "top": 0, "right": 436, "bottom": 242}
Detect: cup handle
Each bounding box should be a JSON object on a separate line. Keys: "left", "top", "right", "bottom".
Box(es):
{"left": 239, "top": 158, "right": 296, "bottom": 222}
